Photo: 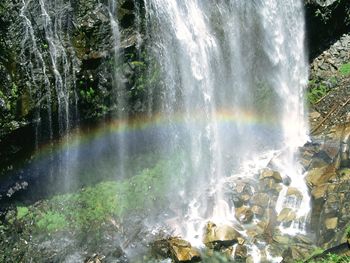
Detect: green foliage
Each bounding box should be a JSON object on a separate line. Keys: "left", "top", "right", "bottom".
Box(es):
{"left": 80, "top": 86, "right": 95, "bottom": 102}
{"left": 300, "top": 253, "right": 350, "bottom": 263}
{"left": 16, "top": 207, "right": 29, "bottom": 220}
{"left": 346, "top": 225, "right": 350, "bottom": 238}
{"left": 14, "top": 153, "right": 186, "bottom": 233}
{"left": 339, "top": 63, "right": 350, "bottom": 76}
{"left": 36, "top": 212, "right": 68, "bottom": 232}
{"left": 130, "top": 51, "right": 161, "bottom": 98}
{"left": 307, "top": 80, "right": 329, "bottom": 104}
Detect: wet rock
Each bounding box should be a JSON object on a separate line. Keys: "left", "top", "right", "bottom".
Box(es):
{"left": 168, "top": 238, "right": 201, "bottom": 263}
{"left": 152, "top": 238, "right": 201, "bottom": 263}
{"left": 286, "top": 187, "right": 303, "bottom": 199}
{"left": 251, "top": 193, "right": 270, "bottom": 208}
{"left": 311, "top": 184, "right": 329, "bottom": 199}
{"left": 305, "top": 165, "right": 337, "bottom": 187}
{"left": 281, "top": 244, "right": 314, "bottom": 262}
{"left": 251, "top": 205, "right": 264, "bottom": 217}
{"left": 259, "top": 169, "right": 283, "bottom": 183}
{"left": 203, "top": 222, "right": 242, "bottom": 250}
{"left": 273, "top": 234, "right": 291, "bottom": 245}
{"left": 277, "top": 208, "right": 296, "bottom": 223}
{"left": 84, "top": 254, "right": 105, "bottom": 263}
{"left": 235, "top": 206, "right": 253, "bottom": 224}
{"left": 325, "top": 217, "right": 338, "bottom": 230}
{"left": 234, "top": 244, "right": 248, "bottom": 260}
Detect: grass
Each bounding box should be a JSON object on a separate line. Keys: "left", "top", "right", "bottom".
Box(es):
{"left": 11, "top": 152, "right": 187, "bottom": 233}
{"left": 303, "top": 254, "right": 350, "bottom": 263}
{"left": 339, "top": 63, "right": 350, "bottom": 76}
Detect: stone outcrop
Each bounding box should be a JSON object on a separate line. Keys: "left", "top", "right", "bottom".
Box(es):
{"left": 302, "top": 123, "right": 350, "bottom": 249}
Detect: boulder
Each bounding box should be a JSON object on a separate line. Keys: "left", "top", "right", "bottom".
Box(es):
{"left": 286, "top": 187, "right": 303, "bottom": 200}
{"left": 168, "top": 238, "right": 201, "bottom": 263}
{"left": 251, "top": 193, "right": 270, "bottom": 207}
{"left": 235, "top": 206, "right": 254, "bottom": 224}
{"left": 311, "top": 184, "right": 329, "bottom": 199}
{"left": 203, "top": 222, "right": 243, "bottom": 249}
{"left": 277, "top": 208, "right": 297, "bottom": 223}
{"left": 305, "top": 165, "right": 337, "bottom": 187}
{"left": 259, "top": 169, "right": 283, "bottom": 183}
{"left": 251, "top": 205, "right": 264, "bottom": 217}
{"left": 325, "top": 217, "right": 338, "bottom": 230}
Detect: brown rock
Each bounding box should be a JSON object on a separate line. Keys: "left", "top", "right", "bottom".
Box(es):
{"left": 251, "top": 193, "right": 270, "bottom": 207}
{"left": 203, "top": 222, "right": 242, "bottom": 249}
{"left": 325, "top": 217, "right": 338, "bottom": 230}
{"left": 305, "top": 165, "right": 337, "bottom": 187}
{"left": 286, "top": 187, "right": 303, "bottom": 199}
{"left": 277, "top": 208, "right": 296, "bottom": 223}
{"left": 234, "top": 244, "right": 247, "bottom": 259}
{"left": 311, "top": 184, "right": 329, "bottom": 199}
{"left": 251, "top": 205, "right": 264, "bottom": 217}
{"left": 259, "top": 169, "right": 283, "bottom": 183}
{"left": 235, "top": 206, "right": 254, "bottom": 224}
{"left": 169, "top": 238, "right": 201, "bottom": 263}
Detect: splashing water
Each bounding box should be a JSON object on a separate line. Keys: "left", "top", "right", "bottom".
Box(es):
{"left": 144, "top": 0, "right": 309, "bottom": 253}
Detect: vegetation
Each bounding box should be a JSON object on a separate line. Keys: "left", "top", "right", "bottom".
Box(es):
{"left": 9, "top": 152, "right": 186, "bottom": 233}
{"left": 302, "top": 254, "right": 350, "bottom": 263}
{"left": 339, "top": 63, "right": 350, "bottom": 76}
{"left": 307, "top": 80, "right": 330, "bottom": 104}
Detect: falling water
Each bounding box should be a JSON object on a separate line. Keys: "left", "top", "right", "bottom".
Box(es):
{"left": 144, "top": 0, "right": 309, "bottom": 252}
{"left": 19, "top": 0, "right": 79, "bottom": 190}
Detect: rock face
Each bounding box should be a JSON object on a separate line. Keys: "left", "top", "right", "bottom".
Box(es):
{"left": 0, "top": 0, "right": 156, "bottom": 139}
{"left": 303, "top": 123, "right": 350, "bottom": 249}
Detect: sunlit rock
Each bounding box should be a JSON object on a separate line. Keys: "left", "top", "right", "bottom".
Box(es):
{"left": 203, "top": 222, "right": 243, "bottom": 249}
{"left": 251, "top": 205, "right": 264, "bottom": 217}
{"left": 259, "top": 169, "right": 283, "bottom": 183}
{"left": 235, "top": 206, "right": 253, "bottom": 224}
{"left": 84, "top": 254, "right": 105, "bottom": 263}
{"left": 169, "top": 238, "right": 201, "bottom": 263}
{"left": 277, "top": 208, "right": 296, "bottom": 223}
{"left": 325, "top": 217, "right": 338, "bottom": 230}
{"left": 311, "top": 184, "right": 329, "bottom": 199}
{"left": 152, "top": 238, "right": 201, "bottom": 263}
{"left": 251, "top": 193, "right": 270, "bottom": 208}
{"left": 286, "top": 187, "right": 303, "bottom": 200}
{"left": 305, "top": 165, "right": 337, "bottom": 187}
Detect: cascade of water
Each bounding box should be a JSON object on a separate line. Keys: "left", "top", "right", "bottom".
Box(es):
{"left": 19, "top": 0, "right": 79, "bottom": 190}
{"left": 144, "top": 0, "right": 309, "bottom": 249}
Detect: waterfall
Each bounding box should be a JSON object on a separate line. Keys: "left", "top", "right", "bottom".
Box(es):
{"left": 144, "top": 0, "right": 309, "bottom": 249}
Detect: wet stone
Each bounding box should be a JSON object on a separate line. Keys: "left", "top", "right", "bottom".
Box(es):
{"left": 169, "top": 239, "right": 201, "bottom": 263}
{"left": 235, "top": 206, "right": 254, "bottom": 224}
{"left": 259, "top": 169, "right": 283, "bottom": 183}
{"left": 203, "top": 222, "right": 242, "bottom": 250}
{"left": 325, "top": 217, "right": 338, "bottom": 230}
{"left": 277, "top": 208, "right": 296, "bottom": 223}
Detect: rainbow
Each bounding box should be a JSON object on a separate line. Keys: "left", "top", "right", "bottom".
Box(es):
{"left": 34, "top": 108, "right": 280, "bottom": 161}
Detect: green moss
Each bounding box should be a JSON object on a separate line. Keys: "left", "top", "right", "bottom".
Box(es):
{"left": 36, "top": 212, "right": 68, "bottom": 232}
{"left": 339, "top": 63, "right": 350, "bottom": 76}
{"left": 346, "top": 225, "right": 350, "bottom": 238}
{"left": 16, "top": 207, "right": 29, "bottom": 220}
{"left": 16, "top": 153, "right": 186, "bottom": 233}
